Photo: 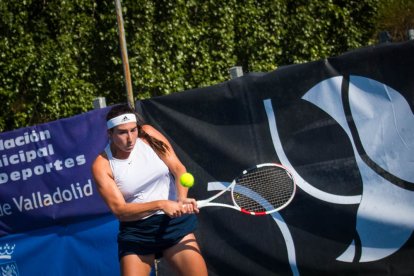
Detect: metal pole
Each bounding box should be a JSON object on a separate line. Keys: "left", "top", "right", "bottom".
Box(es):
{"left": 93, "top": 97, "right": 107, "bottom": 109}
{"left": 114, "top": 0, "right": 135, "bottom": 109}
{"left": 408, "top": 29, "right": 414, "bottom": 40}
{"left": 229, "top": 66, "right": 243, "bottom": 79}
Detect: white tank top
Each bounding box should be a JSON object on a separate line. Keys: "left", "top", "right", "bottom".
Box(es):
{"left": 105, "top": 138, "right": 177, "bottom": 215}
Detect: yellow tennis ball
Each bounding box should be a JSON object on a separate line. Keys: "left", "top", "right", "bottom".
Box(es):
{"left": 180, "top": 173, "right": 194, "bottom": 188}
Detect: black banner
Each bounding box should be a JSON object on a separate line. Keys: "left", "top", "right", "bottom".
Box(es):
{"left": 138, "top": 41, "right": 414, "bottom": 275}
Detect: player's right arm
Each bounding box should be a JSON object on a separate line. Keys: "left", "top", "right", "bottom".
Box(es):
{"left": 91, "top": 153, "right": 186, "bottom": 221}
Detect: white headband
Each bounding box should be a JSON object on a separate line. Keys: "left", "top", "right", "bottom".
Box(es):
{"left": 107, "top": 113, "right": 137, "bottom": 129}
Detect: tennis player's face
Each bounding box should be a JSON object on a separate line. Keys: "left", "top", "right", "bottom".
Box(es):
{"left": 110, "top": 122, "right": 138, "bottom": 153}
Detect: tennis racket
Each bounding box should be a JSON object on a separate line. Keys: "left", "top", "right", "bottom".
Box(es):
{"left": 197, "top": 163, "right": 296, "bottom": 215}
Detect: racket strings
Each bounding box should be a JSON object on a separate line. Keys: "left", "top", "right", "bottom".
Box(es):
{"left": 233, "top": 166, "right": 295, "bottom": 213}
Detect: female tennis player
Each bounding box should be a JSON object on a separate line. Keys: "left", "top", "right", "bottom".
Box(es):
{"left": 91, "top": 104, "right": 207, "bottom": 276}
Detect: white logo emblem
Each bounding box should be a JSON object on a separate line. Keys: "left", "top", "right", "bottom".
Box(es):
{"left": 0, "top": 244, "right": 14, "bottom": 260}
{"left": 264, "top": 75, "right": 413, "bottom": 272}
{"left": 0, "top": 244, "right": 19, "bottom": 276}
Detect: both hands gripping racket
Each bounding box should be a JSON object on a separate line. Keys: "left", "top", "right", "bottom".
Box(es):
{"left": 197, "top": 163, "right": 296, "bottom": 216}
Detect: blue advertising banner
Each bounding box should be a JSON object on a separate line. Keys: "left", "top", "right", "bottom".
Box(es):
{"left": 0, "top": 107, "right": 111, "bottom": 236}
{"left": 0, "top": 215, "right": 119, "bottom": 275}
{"left": 0, "top": 107, "right": 122, "bottom": 275}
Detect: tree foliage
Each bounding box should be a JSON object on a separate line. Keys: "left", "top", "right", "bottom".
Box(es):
{"left": 0, "top": 0, "right": 381, "bottom": 131}
{"left": 0, "top": 0, "right": 99, "bottom": 130}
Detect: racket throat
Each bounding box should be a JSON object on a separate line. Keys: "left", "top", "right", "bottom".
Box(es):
{"left": 196, "top": 199, "right": 210, "bottom": 209}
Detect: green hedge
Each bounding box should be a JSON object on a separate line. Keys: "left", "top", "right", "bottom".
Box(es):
{"left": 0, "top": 0, "right": 379, "bottom": 131}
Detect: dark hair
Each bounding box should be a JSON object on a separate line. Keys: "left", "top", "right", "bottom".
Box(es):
{"left": 107, "top": 104, "right": 169, "bottom": 156}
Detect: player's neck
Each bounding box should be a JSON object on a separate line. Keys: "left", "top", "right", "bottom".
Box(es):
{"left": 110, "top": 143, "right": 132, "bottom": 160}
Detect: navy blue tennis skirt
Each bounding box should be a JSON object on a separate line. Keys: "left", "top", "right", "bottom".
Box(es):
{"left": 117, "top": 214, "right": 197, "bottom": 259}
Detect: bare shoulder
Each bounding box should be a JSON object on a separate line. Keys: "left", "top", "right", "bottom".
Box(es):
{"left": 91, "top": 152, "right": 109, "bottom": 173}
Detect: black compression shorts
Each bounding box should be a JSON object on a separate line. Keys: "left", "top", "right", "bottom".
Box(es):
{"left": 117, "top": 214, "right": 197, "bottom": 260}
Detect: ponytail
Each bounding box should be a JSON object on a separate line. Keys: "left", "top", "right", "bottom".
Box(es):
{"left": 138, "top": 125, "right": 169, "bottom": 156}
